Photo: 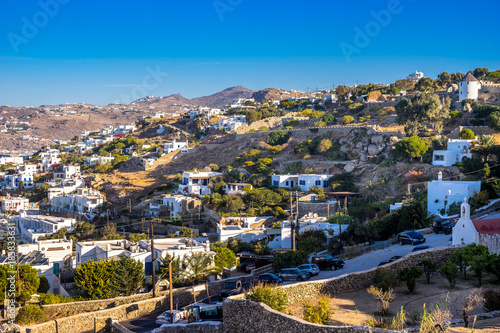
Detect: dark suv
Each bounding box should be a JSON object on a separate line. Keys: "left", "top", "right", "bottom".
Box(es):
{"left": 432, "top": 219, "right": 453, "bottom": 235}
{"left": 311, "top": 255, "right": 345, "bottom": 270}
{"left": 397, "top": 231, "right": 425, "bottom": 245}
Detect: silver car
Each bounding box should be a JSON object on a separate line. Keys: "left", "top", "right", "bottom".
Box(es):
{"left": 296, "top": 264, "right": 320, "bottom": 277}
{"left": 156, "top": 310, "right": 185, "bottom": 325}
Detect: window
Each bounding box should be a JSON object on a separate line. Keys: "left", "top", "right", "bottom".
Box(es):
{"left": 192, "top": 179, "right": 199, "bottom": 184}
{"left": 315, "top": 180, "right": 321, "bottom": 186}
{"left": 323, "top": 180, "right": 328, "bottom": 187}
{"left": 299, "top": 180, "right": 306, "bottom": 185}
{"left": 434, "top": 155, "right": 444, "bottom": 161}
{"left": 285, "top": 181, "right": 289, "bottom": 186}
{"left": 273, "top": 181, "right": 279, "bottom": 186}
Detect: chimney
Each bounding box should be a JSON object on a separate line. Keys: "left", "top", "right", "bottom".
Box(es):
{"left": 438, "top": 171, "right": 442, "bottom": 182}
{"left": 106, "top": 244, "right": 111, "bottom": 252}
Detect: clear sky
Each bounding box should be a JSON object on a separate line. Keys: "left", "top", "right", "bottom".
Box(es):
{"left": 1, "top": 0, "right": 499, "bottom": 107}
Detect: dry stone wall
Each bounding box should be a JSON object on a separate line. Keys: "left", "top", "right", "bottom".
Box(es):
{"left": 223, "top": 299, "right": 398, "bottom": 333}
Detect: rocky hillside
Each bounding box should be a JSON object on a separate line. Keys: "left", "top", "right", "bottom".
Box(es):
{"left": 191, "top": 86, "right": 255, "bottom": 108}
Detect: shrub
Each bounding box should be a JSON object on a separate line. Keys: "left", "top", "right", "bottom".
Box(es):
{"left": 266, "top": 130, "right": 290, "bottom": 146}
{"left": 284, "top": 161, "right": 302, "bottom": 174}
{"left": 483, "top": 289, "right": 500, "bottom": 311}
{"left": 420, "top": 259, "right": 437, "bottom": 284}
{"left": 375, "top": 268, "right": 396, "bottom": 292}
{"left": 15, "top": 305, "right": 48, "bottom": 325}
{"left": 459, "top": 128, "right": 475, "bottom": 139}
{"left": 340, "top": 115, "right": 355, "bottom": 124}
{"left": 37, "top": 275, "right": 50, "bottom": 294}
{"left": 40, "top": 294, "right": 80, "bottom": 305}
{"left": 313, "top": 121, "right": 327, "bottom": 127}
{"left": 245, "top": 283, "right": 288, "bottom": 312}
{"left": 303, "top": 295, "right": 332, "bottom": 325}
{"left": 439, "top": 261, "right": 459, "bottom": 288}
{"left": 397, "top": 267, "right": 423, "bottom": 294}
{"left": 367, "top": 285, "right": 395, "bottom": 316}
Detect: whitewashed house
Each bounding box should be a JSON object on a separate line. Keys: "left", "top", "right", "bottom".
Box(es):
{"left": 217, "top": 115, "right": 247, "bottom": 132}
{"left": 157, "top": 139, "right": 189, "bottom": 155}
{"left": 406, "top": 71, "right": 424, "bottom": 81}
{"left": 162, "top": 194, "right": 202, "bottom": 219}
{"left": 432, "top": 139, "right": 473, "bottom": 166}
{"left": 453, "top": 201, "right": 500, "bottom": 254}
{"left": 51, "top": 188, "right": 105, "bottom": 214}
{"left": 224, "top": 183, "right": 252, "bottom": 195}
{"left": 39, "top": 149, "right": 61, "bottom": 171}
{"left": 0, "top": 156, "right": 24, "bottom": 165}
{"left": 427, "top": 172, "right": 481, "bottom": 215}
{"left": 85, "top": 154, "right": 115, "bottom": 166}
{"left": 178, "top": 171, "right": 223, "bottom": 196}
{"left": 271, "top": 174, "right": 332, "bottom": 191}
{"left": 15, "top": 211, "right": 76, "bottom": 243}
{"left": 0, "top": 197, "right": 30, "bottom": 213}
{"left": 53, "top": 165, "right": 81, "bottom": 180}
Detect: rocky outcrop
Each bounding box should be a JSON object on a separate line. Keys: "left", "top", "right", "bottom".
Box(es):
{"left": 338, "top": 128, "right": 401, "bottom": 160}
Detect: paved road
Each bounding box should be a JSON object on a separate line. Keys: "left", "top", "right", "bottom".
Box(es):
{"left": 306, "top": 232, "right": 450, "bottom": 282}
{"left": 121, "top": 232, "right": 450, "bottom": 332}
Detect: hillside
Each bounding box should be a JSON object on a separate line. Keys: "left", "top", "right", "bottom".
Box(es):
{"left": 191, "top": 86, "right": 255, "bottom": 108}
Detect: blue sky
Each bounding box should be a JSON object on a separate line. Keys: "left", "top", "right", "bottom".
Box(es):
{"left": 1, "top": 0, "right": 499, "bottom": 106}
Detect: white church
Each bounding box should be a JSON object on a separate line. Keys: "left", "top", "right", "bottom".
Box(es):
{"left": 452, "top": 201, "right": 500, "bottom": 254}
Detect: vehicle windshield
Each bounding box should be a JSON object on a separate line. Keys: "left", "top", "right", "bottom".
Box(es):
{"left": 297, "top": 265, "right": 308, "bottom": 269}
{"left": 224, "top": 282, "right": 237, "bottom": 289}
{"left": 324, "top": 255, "right": 333, "bottom": 260}
{"left": 407, "top": 231, "right": 420, "bottom": 237}
{"left": 292, "top": 268, "right": 301, "bottom": 274}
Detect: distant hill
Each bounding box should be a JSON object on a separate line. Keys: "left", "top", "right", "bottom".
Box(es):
{"left": 190, "top": 86, "right": 255, "bottom": 108}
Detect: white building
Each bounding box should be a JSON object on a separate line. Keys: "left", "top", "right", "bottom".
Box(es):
{"left": 51, "top": 187, "right": 105, "bottom": 214}
{"left": 85, "top": 154, "right": 115, "bottom": 166}
{"left": 224, "top": 183, "right": 252, "bottom": 195}
{"left": 0, "top": 156, "right": 24, "bottom": 165}
{"left": 459, "top": 73, "right": 481, "bottom": 102}
{"left": 427, "top": 172, "right": 481, "bottom": 216}
{"left": 271, "top": 174, "right": 332, "bottom": 191}
{"left": 158, "top": 140, "right": 189, "bottom": 155}
{"left": 217, "top": 115, "right": 247, "bottom": 132}
{"left": 178, "top": 171, "right": 223, "bottom": 196}
{"left": 453, "top": 201, "right": 500, "bottom": 254}
{"left": 15, "top": 211, "right": 76, "bottom": 243}
{"left": 406, "top": 71, "right": 424, "bottom": 81}
{"left": 53, "top": 165, "right": 81, "bottom": 180}
{"left": 18, "top": 238, "right": 73, "bottom": 264}
{"left": 2, "top": 172, "right": 34, "bottom": 189}
{"left": 432, "top": 139, "right": 473, "bottom": 166}
{"left": 39, "top": 149, "right": 61, "bottom": 171}
{"left": 0, "top": 197, "right": 30, "bottom": 213}
{"left": 162, "top": 194, "right": 202, "bottom": 219}
{"left": 17, "top": 164, "right": 38, "bottom": 175}
{"left": 269, "top": 214, "right": 349, "bottom": 249}
{"left": 47, "top": 178, "right": 85, "bottom": 200}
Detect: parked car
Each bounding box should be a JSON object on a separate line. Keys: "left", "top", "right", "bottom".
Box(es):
{"left": 256, "top": 273, "right": 283, "bottom": 286}
{"left": 433, "top": 219, "right": 453, "bottom": 234}
{"left": 377, "top": 256, "right": 403, "bottom": 267}
{"left": 311, "top": 255, "right": 345, "bottom": 270}
{"left": 156, "top": 310, "right": 185, "bottom": 325}
{"left": 245, "top": 261, "right": 255, "bottom": 272}
{"left": 296, "top": 264, "right": 320, "bottom": 277}
{"left": 278, "top": 268, "right": 309, "bottom": 281}
{"left": 217, "top": 279, "right": 243, "bottom": 301}
{"left": 397, "top": 231, "right": 426, "bottom": 245}
{"left": 185, "top": 303, "right": 223, "bottom": 322}
{"left": 412, "top": 245, "right": 433, "bottom": 252}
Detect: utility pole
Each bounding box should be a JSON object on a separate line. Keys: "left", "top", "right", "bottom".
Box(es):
{"left": 289, "top": 193, "right": 295, "bottom": 251}
{"left": 150, "top": 221, "right": 156, "bottom": 298}
{"left": 106, "top": 210, "right": 109, "bottom": 227}
{"left": 129, "top": 199, "right": 132, "bottom": 214}
{"left": 295, "top": 191, "right": 299, "bottom": 250}
{"left": 169, "top": 255, "right": 174, "bottom": 323}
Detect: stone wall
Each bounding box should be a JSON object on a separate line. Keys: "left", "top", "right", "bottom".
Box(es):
{"left": 27, "top": 281, "right": 229, "bottom": 333}
{"left": 279, "top": 245, "right": 461, "bottom": 304}
{"left": 297, "top": 202, "right": 335, "bottom": 217}
{"left": 448, "top": 126, "right": 497, "bottom": 139}
{"left": 223, "top": 299, "right": 397, "bottom": 333}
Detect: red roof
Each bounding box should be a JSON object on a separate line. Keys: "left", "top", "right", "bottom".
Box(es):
{"left": 472, "top": 218, "right": 500, "bottom": 234}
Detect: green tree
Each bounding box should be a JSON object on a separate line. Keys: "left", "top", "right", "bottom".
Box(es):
{"left": 112, "top": 255, "right": 144, "bottom": 296}
{"left": 459, "top": 128, "right": 475, "bottom": 139}
{"left": 18, "top": 181, "right": 24, "bottom": 190}
{"left": 157, "top": 254, "right": 181, "bottom": 283}
{"left": 439, "top": 261, "right": 459, "bottom": 288}
{"left": 420, "top": 259, "right": 437, "bottom": 284}
{"left": 178, "top": 227, "right": 197, "bottom": 238}
{"left": 487, "top": 253, "right": 500, "bottom": 282}
{"left": 37, "top": 275, "right": 50, "bottom": 294}
{"left": 393, "top": 136, "right": 429, "bottom": 161}
{"left": 397, "top": 266, "right": 424, "bottom": 294}
{"left": 404, "top": 120, "right": 420, "bottom": 137}
{"left": 0, "top": 265, "right": 42, "bottom": 304}
{"left": 299, "top": 229, "right": 327, "bottom": 254}
{"left": 128, "top": 233, "right": 148, "bottom": 243}
{"left": 214, "top": 247, "right": 237, "bottom": 270}
{"left": 396, "top": 93, "right": 445, "bottom": 124}
{"left": 340, "top": 115, "right": 355, "bottom": 124}
{"left": 243, "top": 189, "right": 282, "bottom": 208}
{"left": 414, "top": 77, "right": 440, "bottom": 92}
{"left": 316, "top": 138, "right": 332, "bottom": 154}
{"left": 272, "top": 250, "right": 308, "bottom": 273}
{"left": 469, "top": 255, "right": 488, "bottom": 287}
{"left": 75, "top": 259, "right": 116, "bottom": 299}
{"left": 266, "top": 130, "right": 290, "bottom": 146}
{"left": 179, "top": 252, "right": 220, "bottom": 284}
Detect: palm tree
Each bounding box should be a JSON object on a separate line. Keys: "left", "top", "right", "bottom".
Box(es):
{"left": 179, "top": 252, "right": 221, "bottom": 284}
{"left": 472, "top": 135, "right": 496, "bottom": 162}
{"left": 362, "top": 181, "right": 384, "bottom": 203}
